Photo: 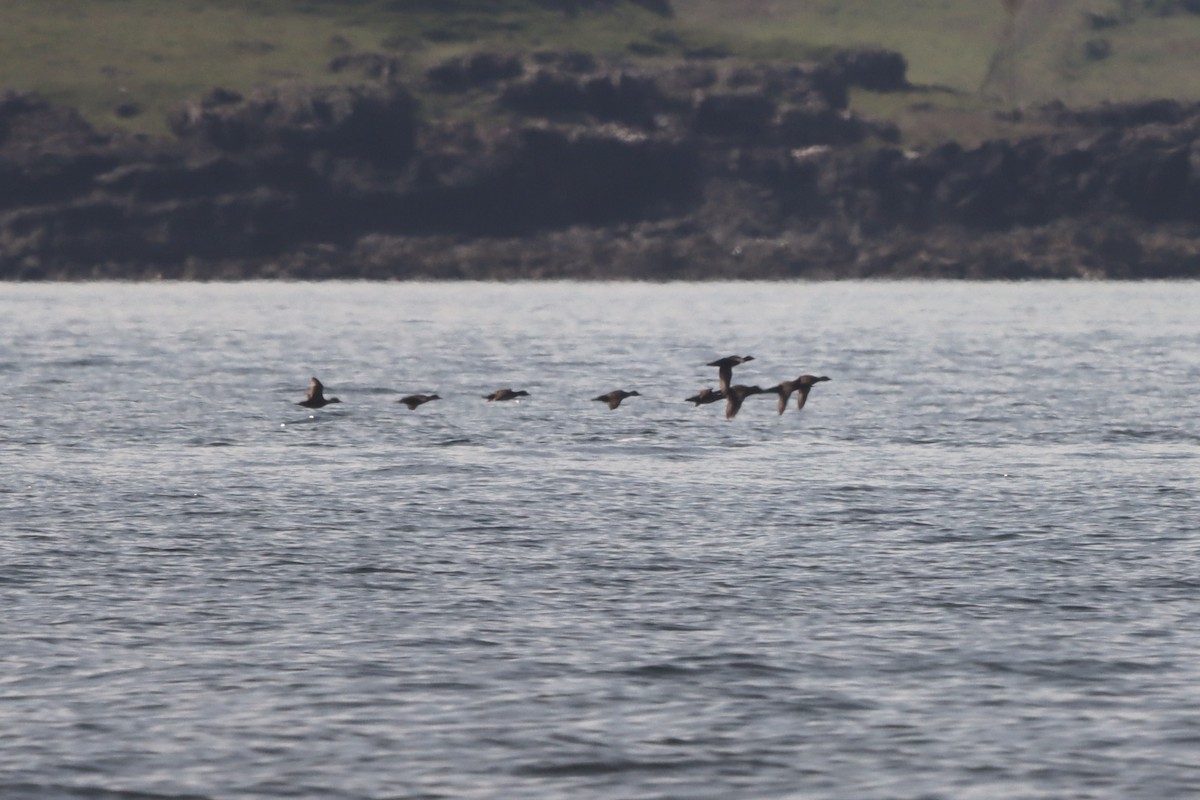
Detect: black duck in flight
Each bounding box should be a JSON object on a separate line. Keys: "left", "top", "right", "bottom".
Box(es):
{"left": 765, "top": 374, "right": 830, "bottom": 414}
{"left": 484, "top": 388, "right": 530, "bottom": 402}
{"left": 724, "top": 384, "right": 765, "bottom": 420}
{"left": 707, "top": 355, "right": 755, "bottom": 393}
{"left": 593, "top": 389, "right": 640, "bottom": 409}
{"left": 685, "top": 387, "right": 725, "bottom": 406}
{"left": 398, "top": 393, "right": 440, "bottom": 410}
{"left": 297, "top": 377, "right": 341, "bottom": 408}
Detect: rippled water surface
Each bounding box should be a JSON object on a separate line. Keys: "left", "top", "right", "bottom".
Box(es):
{"left": 2, "top": 281, "right": 1198, "bottom": 799}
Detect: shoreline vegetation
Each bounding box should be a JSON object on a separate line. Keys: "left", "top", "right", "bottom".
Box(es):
{"left": 4, "top": 0, "right": 1200, "bottom": 280}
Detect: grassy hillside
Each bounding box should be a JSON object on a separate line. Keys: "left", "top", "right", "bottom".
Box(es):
{"left": 2, "top": 0, "right": 1199, "bottom": 141}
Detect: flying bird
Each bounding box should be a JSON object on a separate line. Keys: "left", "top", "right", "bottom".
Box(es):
{"left": 593, "top": 389, "right": 640, "bottom": 409}
{"left": 398, "top": 393, "right": 440, "bottom": 410}
{"left": 685, "top": 387, "right": 725, "bottom": 406}
{"left": 767, "top": 375, "right": 830, "bottom": 414}
{"left": 484, "top": 388, "right": 530, "bottom": 402}
{"left": 724, "top": 384, "right": 765, "bottom": 419}
{"left": 706, "top": 355, "right": 755, "bottom": 393}
{"left": 297, "top": 376, "right": 341, "bottom": 408}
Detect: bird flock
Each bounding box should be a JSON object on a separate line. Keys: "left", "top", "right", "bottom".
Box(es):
{"left": 298, "top": 355, "right": 830, "bottom": 420}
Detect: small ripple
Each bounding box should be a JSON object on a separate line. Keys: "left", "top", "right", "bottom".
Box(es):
{"left": 512, "top": 757, "right": 706, "bottom": 778}
{"left": 619, "top": 663, "right": 694, "bottom": 677}
{"left": 640, "top": 620, "right": 708, "bottom": 632}
{"left": 339, "top": 565, "right": 419, "bottom": 575}
{"left": 50, "top": 356, "right": 118, "bottom": 368}
{"left": 614, "top": 655, "right": 794, "bottom": 679}
{"left": 0, "top": 784, "right": 212, "bottom": 800}
{"left": 976, "top": 657, "right": 1170, "bottom": 680}
{"left": 781, "top": 693, "right": 878, "bottom": 713}
{"left": 1103, "top": 426, "right": 1200, "bottom": 443}
{"left": 278, "top": 414, "right": 346, "bottom": 429}
{"left": 352, "top": 386, "right": 402, "bottom": 395}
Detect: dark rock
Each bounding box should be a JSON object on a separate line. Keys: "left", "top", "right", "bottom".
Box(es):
{"left": 692, "top": 92, "right": 776, "bottom": 140}
{"left": 684, "top": 45, "right": 731, "bottom": 60}
{"left": 328, "top": 52, "right": 401, "bottom": 80}
{"left": 1084, "top": 38, "right": 1112, "bottom": 61}
{"left": 667, "top": 63, "right": 718, "bottom": 90}
{"left": 1085, "top": 11, "right": 1121, "bottom": 30}
{"left": 533, "top": 0, "right": 673, "bottom": 14}
{"left": 627, "top": 42, "right": 666, "bottom": 57}
{"left": 831, "top": 48, "right": 909, "bottom": 91}
{"left": 629, "top": 0, "right": 673, "bottom": 16}
{"left": 1108, "top": 136, "right": 1192, "bottom": 219}
{"left": 169, "top": 83, "right": 419, "bottom": 168}
{"left": 202, "top": 87, "right": 243, "bottom": 108}
{"left": 719, "top": 62, "right": 849, "bottom": 110}
{"left": 650, "top": 29, "right": 683, "bottom": 46}
{"left": 406, "top": 124, "right": 700, "bottom": 235}
{"left": 532, "top": 50, "right": 597, "bottom": 73}
{"left": 426, "top": 52, "right": 523, "bottom": 91}
{"left": 94, "top": 156, "right": 254, "bottom": 202}
{"left": 1063, "top": 99, "right": 1198, "bottom": 129}
{"left": 581, "top": 72, "right": 667, "bottom": 126}
{"left": 467, "top": 52, "right": 524, "bottom": 84}
{"left": 806, "top": 64, "right": 850, "bottom": 110}
{"left": 0, "top": 91, "right": 102, "bottom": 150}
{"left": 779, "top": 102, "right": 868, "bottom": 146}
{"left": 2, "top": 151, "right": 123, "bottom": 210}
{"left": 499, "top": 71, "right": 587, "bottom": 116}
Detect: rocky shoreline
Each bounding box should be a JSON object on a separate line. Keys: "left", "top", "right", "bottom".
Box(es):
{"left": 3, "top": 48, "right": 1200, "bottom": 280}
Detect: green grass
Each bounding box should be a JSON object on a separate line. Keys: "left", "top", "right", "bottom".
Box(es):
{"left": 1035, "top": 14, "right": 1200, "bottom": 106}
{"left": 673, "top": 0, "right": 1009, "bottom": 89}
{"left": 0, "top": 1, "right": 391, "bottom": 132}
{"left": 0, "top": 0, "right": 687, "bottom": 133}
{"left": 3, "top": 0, "right": 1200, "bottom": 141}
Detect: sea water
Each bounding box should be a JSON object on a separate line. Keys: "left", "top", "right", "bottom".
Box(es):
{"left": 1, "top": 281, "right": 1198, "bottom": 799}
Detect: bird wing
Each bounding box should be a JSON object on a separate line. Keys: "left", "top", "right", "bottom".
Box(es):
{"left": 717, "top": 365, "right": 732, "bottom": 393}
{"left": 725, "top": 393, "right": 744, "bottom": 419}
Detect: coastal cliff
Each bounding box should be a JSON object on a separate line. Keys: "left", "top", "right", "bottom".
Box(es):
{"left": 4, "top": 48, "right": 1200, "bottom": 280}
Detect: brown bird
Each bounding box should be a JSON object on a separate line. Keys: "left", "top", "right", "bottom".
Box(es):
{"left": 484, "top": 388, "right": 530, "bottom": 402}
{"left": 297, "top": 376, "right": 341, "bottom": 408}
{"left": 398, "top": 393, "right": 440, "bottom": 410}
{"left": 767, "top": 375, "right": 831, "bottom": 414}
{"left": 707, "top": 355, "right": 755, "bottom": 393}
{"left": 685, "top": 387, "right": 725, "bottom": 406}
{"left": 724, "top": 384, "right": 765, "bottom": 419}
{"left": 593, "top": 389, "right": 640, "bottom": 409}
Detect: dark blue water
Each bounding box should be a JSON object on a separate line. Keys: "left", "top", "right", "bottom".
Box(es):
{"left": 2, "top": 282, "right": 1198, "bottom": 799}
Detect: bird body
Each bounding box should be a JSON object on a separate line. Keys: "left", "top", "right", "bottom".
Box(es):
{"left": 767, "top": 375, "right": 830, "bottom": 414}
{"left": 593, "top": 389, "right": 640, "bottom": 409}
{"left": 398, "top": 393, "right": 440, "bottom": 410}
{"left": 685, "top": 387, "right": 725, "bottom": 406}
{"left": 298, "top": 377, "right": 340, "bottom": 408}
{"left": 706, "top": 355, "right": 755, "bottom": 369}
{"left": 707, "top": 355, "right": 755, "bottom": 393}
{"left": 484, "top": 388, "right": 530, "bottom": 402}
{"left": 724, "top": 384, "right": 765, "bottom": 419}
